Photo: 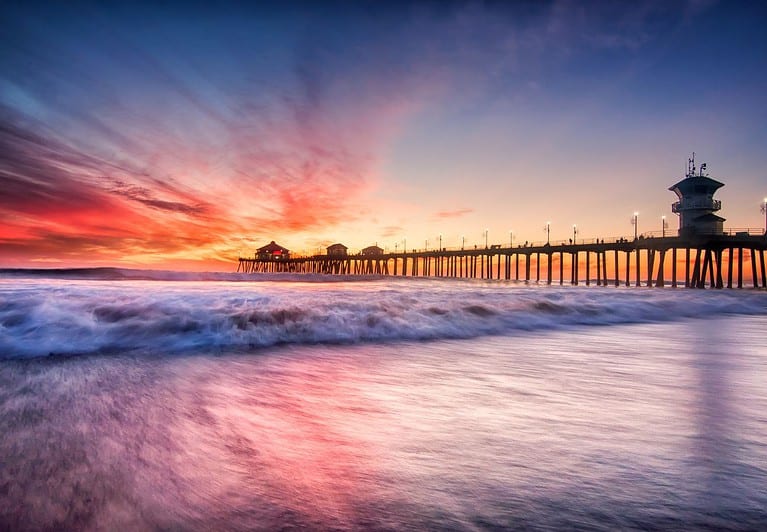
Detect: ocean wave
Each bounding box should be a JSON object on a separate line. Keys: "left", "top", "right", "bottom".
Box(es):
{"left": 1, "top": 279, "right": 766, "bottom": 358}
{"left": 0, "top": 267, "right": 380, "bottom": 283}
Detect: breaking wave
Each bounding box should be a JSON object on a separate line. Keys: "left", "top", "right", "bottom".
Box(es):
{"left": 0, "top": 267, "right": 375, "bottom": 282}
{"left": 1, "top": 277, "right": 766, "bottom": 358}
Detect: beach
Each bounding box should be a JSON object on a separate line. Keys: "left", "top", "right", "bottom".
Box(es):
{"left": 1, "top": 275, "right": 766, "bottom": 529}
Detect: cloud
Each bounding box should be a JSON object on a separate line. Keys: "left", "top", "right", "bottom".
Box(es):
{"left": 433, "top": 208, "right": 474, "bottom": 220}
{"left": 0, "top": 107, "right": 126, "bottom": 218}
{"left": 380, "top": 225, "right": 405, "bottom": 238}
{"left": 2, "top": 2, "right": 534, "bottom": 266}
{"left": 106, "top": 180, "right": 209, "bottom": 216}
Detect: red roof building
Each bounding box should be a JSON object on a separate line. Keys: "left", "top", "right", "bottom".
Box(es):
{"left": 257, "top": 241, "right": 290, "bottom": 260}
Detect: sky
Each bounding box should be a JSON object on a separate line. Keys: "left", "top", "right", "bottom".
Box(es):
{"left": 1, "top": 0, "right": 766, "bottom": 270}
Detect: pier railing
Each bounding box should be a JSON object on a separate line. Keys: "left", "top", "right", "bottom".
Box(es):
{"left": 639, "top": 228, "right": 764, "bottom": 239}
{"left": 273, "top": 230, "right": 764, "bottom": 258}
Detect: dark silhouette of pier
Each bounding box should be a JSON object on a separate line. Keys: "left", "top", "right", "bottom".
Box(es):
{"left": 238, "top": 156, "right": 767, "bottom": 289}
{"left": 238, "top": 231, "right": 767, "bottom": 289}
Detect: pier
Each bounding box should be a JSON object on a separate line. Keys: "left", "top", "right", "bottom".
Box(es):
{"left": 238, "top": 156, "right": 767, "bottom": 289}
{"left": 238, "top": 231, "right": 767, "bottom": 289}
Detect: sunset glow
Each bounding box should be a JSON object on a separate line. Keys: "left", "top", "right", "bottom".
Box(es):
{"left": 1, "top": 2, "right": 765, "bottom": 270}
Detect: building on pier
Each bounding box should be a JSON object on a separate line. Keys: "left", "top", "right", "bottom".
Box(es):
{"left": 361, "top": 245, "right": 383, "bottom": 256}
{"left": 256, "top": 241, "right": 290, "bottom": 260}
{"left": 669, "top": 154, "right": 725, "bottom": 236}
{"left": 327, "top": 243, "right": 348, "bottom": 257}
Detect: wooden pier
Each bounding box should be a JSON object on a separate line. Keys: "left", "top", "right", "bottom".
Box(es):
{"left": 238, "top": 233, "right": 767, "bottom": 289}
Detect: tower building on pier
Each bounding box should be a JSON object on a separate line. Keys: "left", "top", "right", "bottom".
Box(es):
{"left": 669, "top": 154, "right": 725, "bottom": 237}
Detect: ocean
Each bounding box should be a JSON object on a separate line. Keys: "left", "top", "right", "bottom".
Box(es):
{"left": 1, "top": 269, "right": 766, "bottom": 530}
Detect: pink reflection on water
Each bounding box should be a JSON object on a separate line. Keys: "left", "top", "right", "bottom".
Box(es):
{"left": 167, "top": 350, "right": 396, "bottom": 526}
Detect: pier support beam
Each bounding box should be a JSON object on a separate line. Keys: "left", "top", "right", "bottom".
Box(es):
{"left": 715, "top": 250, "right": 724, "bottom": 289}
{"left": 525, "top": 254, "right": 531, "bottom": 282}
{"left": 738, "top": 247, "right": 743, "bottom": 288}
{"left": 536, "top": 253, "right": 541, "bottom": 283}
{"left": 707, "top": 249, "right": 716, "bottom": 289}
{"left": 547, "top": 253, "right": 552, "bottom": 285}
{"left": 572, "top": 252, "right": 578, "bottom": 285}
{"left": 751, "top": 249, "right": 759, "bottom": 288}
{"left": 727, "top": 248, "right": 733, "bottom": 288}
{"left": 656, "top": 250, "right": 665, "bottom": 287}
{"left": 560, "top": 252, "right": 564, "bottom": 285}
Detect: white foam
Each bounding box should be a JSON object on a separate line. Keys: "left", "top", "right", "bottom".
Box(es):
{"left": 1, "top": 278, "right": 765, "bottom": 358}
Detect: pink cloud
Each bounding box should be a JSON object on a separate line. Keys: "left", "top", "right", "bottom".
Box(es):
{"left": 433, "top": 208, "right": 474, "bottom": 220}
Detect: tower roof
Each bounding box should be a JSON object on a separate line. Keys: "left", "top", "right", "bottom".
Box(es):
{"left": 669, "top": 174, "right": 724, "bottom": 195}
{"left": 692, "top": 212, "right": 726, "bottom": 222}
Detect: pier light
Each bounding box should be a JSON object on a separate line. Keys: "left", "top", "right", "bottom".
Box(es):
{"left": 462, "top": 235, "right": 465, "bottom": 250}
{"left": 425, "top": 239, "right": 428, "bottom": 251}
{"left": 662, "top": 215, "right": 668, "bottom": 238}
{"left": 509, "top": 230, "right": 513, "bottom": 248}
{"left": 484, "top": 228, "right": 489, "bottom": 248}
{"left": 572, "top": 224, "right": 577, "bottom": 243}
{"left": 762, "top": 198, "right": 767, "bottom": 233}
{"left": 404, "top": 237, "right": 407, "bottom": 253}
{"left": 439, "top": 233, "right": 442, "bottom": 251}
{"left": 632, "top": 212, "right": 639, "bottom": 240}
{"left": 544, "top": 221, "right": 551, "bottom": 245}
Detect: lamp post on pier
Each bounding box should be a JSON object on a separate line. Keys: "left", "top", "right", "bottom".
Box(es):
{"left": 661, "top": 215, "right": 668, "bottom": 238}
{"left": 544, "top": 221, "right": 551, "bottom": 245}
{"left": 404, "top": 237, "right": 407, "bottom": 254}
{"left": 484, "top": 228, "right": 489, "bottom": 249}
{"left": 632, "top": 212, "right": 639, "bottom": 240}
{"left": 439, "top": 234, "right": 442, "bottom": 251}
{"left": 509, "top": 230, "right": 513, "bottom": 248}
{"left": 762, "top": 198, "right": 767, "bottom": 234}
{"left": 462, "top": 235, "right": 465, "bottom": 250}
{"left": 572, "top": 224, "right": 577, "bottom": 244}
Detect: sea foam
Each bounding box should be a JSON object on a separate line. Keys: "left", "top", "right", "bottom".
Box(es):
{"left": 1, "top": 275, "right": 766, "bottom": 358}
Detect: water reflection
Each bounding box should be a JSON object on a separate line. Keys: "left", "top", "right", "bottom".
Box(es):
{"left": 2, "top": 316, "right": 767, "bottom": 530}
{"left": 690, "top": 319, "right": 767, "bottom": 525}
